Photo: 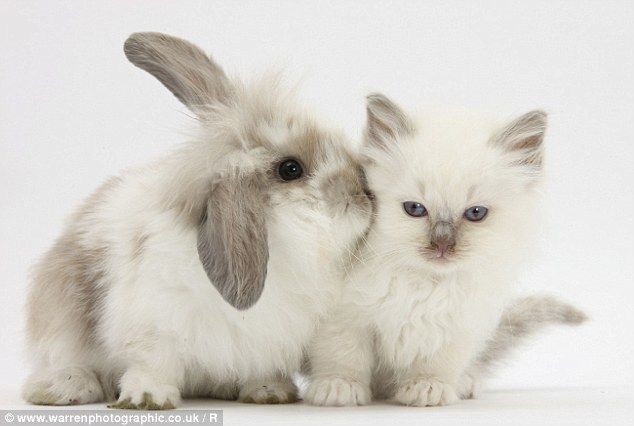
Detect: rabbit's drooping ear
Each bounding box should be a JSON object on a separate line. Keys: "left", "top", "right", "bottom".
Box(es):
{"left": 124, "top": 32, "right": 233, "bottom": 111}
{"left": 365, "top": 93, "right": 415, "bottom": 149}
{"left": 197, "top": 175, "right": 269, "bottom": 310}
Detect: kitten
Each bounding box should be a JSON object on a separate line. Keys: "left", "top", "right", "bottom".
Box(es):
{"left": 305, "top": 94, "right": 576, "bottom": 406}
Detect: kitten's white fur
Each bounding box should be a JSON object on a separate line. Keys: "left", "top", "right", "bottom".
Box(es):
{"left": 306, "top": 97, "right": 548, "bottom": 407}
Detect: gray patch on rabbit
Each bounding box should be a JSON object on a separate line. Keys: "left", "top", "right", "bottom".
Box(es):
{"left": 26, "top": 177, "right": 118, "bottom": 356}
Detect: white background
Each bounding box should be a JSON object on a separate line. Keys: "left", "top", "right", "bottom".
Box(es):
{"left": 1, "top": 0, "right": 633, "bottom": 424}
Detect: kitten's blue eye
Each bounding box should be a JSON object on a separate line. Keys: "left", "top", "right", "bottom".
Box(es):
{"left": 464, "top": 206, "right": 488, "bottom": 222}
{"left": 403, "top": 201, "right": 427, "bottom": 218}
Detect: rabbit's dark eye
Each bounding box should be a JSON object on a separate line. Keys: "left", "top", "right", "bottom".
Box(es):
{"left": 464, "top": 206, "right": 488, "bottom": 222}
{"left": 278, "top": 159, "right": 303, "bottom": 181}
{"left": 403, "top": 201, "right": 427, "bottom": 218}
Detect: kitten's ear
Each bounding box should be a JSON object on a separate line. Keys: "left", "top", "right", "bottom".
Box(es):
{"left": 124, "top": 32, "right": 233, "bottom": 112}
{"left": 365, "top": 93, "right": 415, "bottom": 148}
{"left": 492, "top": 110, "right": 547, "bottom": 168}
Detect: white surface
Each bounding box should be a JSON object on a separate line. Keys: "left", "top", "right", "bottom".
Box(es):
{"left": 1, "top": 388, "right": 633, "bottom": 426}
{"left": 1, "top": 0, "right": 634, "bottom": 424}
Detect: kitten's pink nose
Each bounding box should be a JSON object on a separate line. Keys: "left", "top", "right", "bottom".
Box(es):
{"left": 432, "top": 239, "right": 455, "bottom": 258}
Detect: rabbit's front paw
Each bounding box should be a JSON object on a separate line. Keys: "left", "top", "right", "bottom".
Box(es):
{"left": 394, "top": 378, "right": 458, "bottom": 407}
{"left": 305, "top": 377, "right": 370, "bottom": 406}
{"left": 22, "top": 367, "right": 104, "bottom": 405}
{"left": 109, "top": 372, "right": 180, "bottom": 410}
{"left": 238, "top": 380, "right": 297, "bottom": 404}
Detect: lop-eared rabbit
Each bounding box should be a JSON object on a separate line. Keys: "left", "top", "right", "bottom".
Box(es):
{"left": 22, "top": 32, "right": 373, "bottom": 409}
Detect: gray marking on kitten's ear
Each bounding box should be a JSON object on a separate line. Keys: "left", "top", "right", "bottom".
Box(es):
{"left": 492, "top": 110, "right": 548, "bottom": 167}
{"left": 365, "top": 93, "right": 415, "bottom": 148}
{"left": 197, "top": 174, "right": 269, "bottom": 310}
{"left": 124, "top": 32, "right": 233, "bottom": 111}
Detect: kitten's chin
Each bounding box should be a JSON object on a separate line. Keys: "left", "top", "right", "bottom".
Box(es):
{"left": 421, "top": 256, "right": 460, "bottom": 273}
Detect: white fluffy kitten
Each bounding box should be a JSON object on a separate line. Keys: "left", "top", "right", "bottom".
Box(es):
{"left": 306, "top": 94, "right": 551, "bottom": 407}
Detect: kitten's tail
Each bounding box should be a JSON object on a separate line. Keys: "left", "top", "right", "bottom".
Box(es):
{"left": 475, "top": 295, "right": 587, "bottom": 377}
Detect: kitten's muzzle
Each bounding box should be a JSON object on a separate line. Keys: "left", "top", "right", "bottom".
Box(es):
{"left": 429, "top": 221, "right": 456, "bottom": 259}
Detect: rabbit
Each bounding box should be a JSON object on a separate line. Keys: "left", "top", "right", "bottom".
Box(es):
{"left": 21, "top": 32, "right": 374, "bottom": 409}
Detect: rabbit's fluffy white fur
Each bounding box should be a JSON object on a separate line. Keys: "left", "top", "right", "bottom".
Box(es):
{"left": 22, "top": 33, "right": 373, "bottom": 408}
{"left": 305, "top": 95, "right": 585, "bottom": 407}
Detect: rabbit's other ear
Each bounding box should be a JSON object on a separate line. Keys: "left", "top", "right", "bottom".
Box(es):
{"left": 124, "top": 32, "right": 233, "bottom": 111}
{"left": 197, "top": 174, "right": 269, "bottom": 310}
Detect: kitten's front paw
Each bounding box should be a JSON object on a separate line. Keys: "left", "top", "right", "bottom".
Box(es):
{"left": 456, "top": 373, "right": 481, "bottom": 399}
{"left": 109, "top": 372, "right": 180, "bottom": 410}
{"left": 394, "top": 378, "right": 458, "bottom": 407}
{"left": 238, "top": 380, "right": 297, "bottom": 404}
{"left": 305, "top": 377, "right": 371, "bottom": 406}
